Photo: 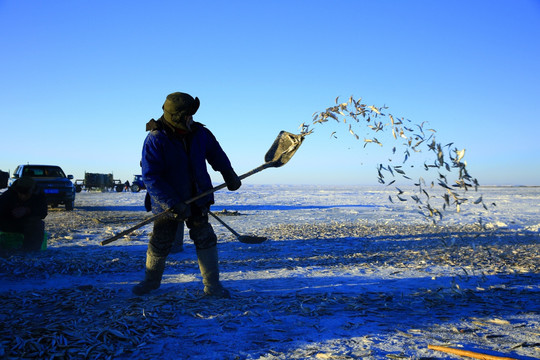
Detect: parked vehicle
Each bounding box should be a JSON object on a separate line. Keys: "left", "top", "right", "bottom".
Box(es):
{"left": 75, "top": 172, "right": 124, "bottom": 192}
{"left": 9, "top": 164, "right": 76, "bottom": 210}
{"left": 131, "top": 175, "right": 146, "bottom": 192}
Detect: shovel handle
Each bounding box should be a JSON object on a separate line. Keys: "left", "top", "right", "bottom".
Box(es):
{"left": 100, "top": 162, "right": 273, "bottom": 246}
{"left": 184, "top": 162, "right": 270, "bottom": 205}
{"left": 100, "top": 209, "right": 172, "bottom": 245}
{"left": 208, "top": 211, "right": 242, "bottom": 238}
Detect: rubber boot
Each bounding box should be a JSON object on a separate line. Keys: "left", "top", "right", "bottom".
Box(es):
{"left": 132, "top": 251, "right": 167, "bottom": 296}
{"left": 170, "top": 222, "right": 184, "bottom": 254}
{"left": 196, "top": 246, "right": 230, "bottom": 298}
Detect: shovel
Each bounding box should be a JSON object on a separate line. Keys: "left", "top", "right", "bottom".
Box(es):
{"left": 208, "top": 211, "right": 267, "bottom": 244}
{"left": 100, "top": 131, "right": 304, "bottom": 246}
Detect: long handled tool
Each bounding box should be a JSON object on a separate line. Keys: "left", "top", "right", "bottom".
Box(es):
{"left": 428, "top": 345, "right": 517, "bottom": 360}
{"left": 208, "top": 211, "right": 267, "bottom": 244}
{"left": 100, "top": 131, "right": 304, "bottom": 246}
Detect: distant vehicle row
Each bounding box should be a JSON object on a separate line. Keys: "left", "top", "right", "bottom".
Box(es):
{"left": 74, "top": 174, "right": 146, "bottom": 193}
{"left": 3, "top": 165, "right": 147, "bottom": 211}
{"left": 74, "top": 173, "right": 124, "bottom": 193}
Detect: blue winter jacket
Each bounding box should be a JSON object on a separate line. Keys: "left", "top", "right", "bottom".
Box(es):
{"left": 142, "top": 119, "right": 233, "bottom": 213}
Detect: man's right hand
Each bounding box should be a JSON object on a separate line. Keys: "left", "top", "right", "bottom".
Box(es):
{"left": 171, "top": 202, "right": 191, "bottom": 220}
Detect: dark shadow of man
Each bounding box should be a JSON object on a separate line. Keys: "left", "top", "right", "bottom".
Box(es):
{"left": 0, "top": 177, "right": 47, "bottom": 251}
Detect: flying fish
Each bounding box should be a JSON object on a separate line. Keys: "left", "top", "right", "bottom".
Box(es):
{"left": 368, "top": 105, "right": 381, "bottom": 115}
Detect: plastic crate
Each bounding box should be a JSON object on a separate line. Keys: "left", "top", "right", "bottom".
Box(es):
{"left": 0, "top": 231, "right": 48, "bottom": 251}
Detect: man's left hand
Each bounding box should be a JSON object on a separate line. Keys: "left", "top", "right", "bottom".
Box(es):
{"left": 221, "top": 168, "right": 241, "bottom": 191}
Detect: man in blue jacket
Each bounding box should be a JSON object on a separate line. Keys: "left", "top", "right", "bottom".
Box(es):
{"left": 133, "top": 92, "right": 241, "bottom": 298}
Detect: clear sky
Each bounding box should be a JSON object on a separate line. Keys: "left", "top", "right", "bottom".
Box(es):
{"left": 1, "top": 0, "right": 539, "bottom": 186}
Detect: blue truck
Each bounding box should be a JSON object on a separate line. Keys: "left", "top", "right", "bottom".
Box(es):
{"left": 9, "top": 164, "right": 76, "bottom": 211}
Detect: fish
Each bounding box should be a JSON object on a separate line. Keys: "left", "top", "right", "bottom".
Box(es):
{"left": 439, "top": 173, "right": 448, "bottom": 183}
{"left": 307, "top": 95, "right": 487, "bottom": 222}
{"left": 403, "top": 150, "right": 410, "bottom": 163}
{"left": 368, "top": 105, "right": 381, "bottom": 115}
{"left": 399, "top": 129, "right": 407, "bottom": 139}
{"left": 437, "top": 144, "right": 444, "bottom": 165}
{"left": 348, "top": 125, "right": 359, "bottom": 139}
{"left": 455, "top": 149, "right": 466, "bottom": 163}
{"left": 438, "top": 181, "right": 452, "bottom": 190}
{"left": 363, "top": 138, "right": 381, "bottom": 146}
{"left": 327, "top": 112, "right": 338, "bottom": 121}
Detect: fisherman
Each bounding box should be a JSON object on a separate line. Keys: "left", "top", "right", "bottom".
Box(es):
{"left": 0, "top": 177, "right": 47, "bottom": 251}
{"left": 133, "top": 92, "right": 241, "bottom": 297}
{"left": 0, "top": 170, "right": 8, "bottom": 189}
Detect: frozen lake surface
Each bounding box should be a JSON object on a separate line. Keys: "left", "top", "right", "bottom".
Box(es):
{"left": 0, "top": 185, "right": 538, "bottom": 359}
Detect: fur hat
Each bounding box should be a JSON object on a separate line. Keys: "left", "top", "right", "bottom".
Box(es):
{"left": 162, "top": 92, "right": 200, "bottom": 130}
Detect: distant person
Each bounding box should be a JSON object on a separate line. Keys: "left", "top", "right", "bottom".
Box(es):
{"left": 133, "top": 92, "right": 241, "bottom": 297}
{"left": 0, "top": 177, "right": 47, "bottom": 251}
{"left": 124, "top": 180, "right": 130, "bottom": 192}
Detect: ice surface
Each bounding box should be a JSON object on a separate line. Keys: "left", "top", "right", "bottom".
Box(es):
{"left": 0, "top": 185, "right": 538, "bottom": 359}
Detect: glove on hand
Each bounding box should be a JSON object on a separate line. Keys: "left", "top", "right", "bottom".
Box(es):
{"left": 221, "top": 168, "right": 241, "bottom": 191}
{"left": 171, "top": 202, "right": 191, "bottom": 220}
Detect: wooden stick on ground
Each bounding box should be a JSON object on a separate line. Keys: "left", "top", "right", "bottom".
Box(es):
{"left": 427, "top": 345, "right": 517, "bottom": 360}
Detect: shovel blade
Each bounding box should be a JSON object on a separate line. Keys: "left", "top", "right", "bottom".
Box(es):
{"left": 264, "top": 131, "right": 305, "bottom": 167}
{"left": 238, "top": 235, "right": 267, "bottom": 244}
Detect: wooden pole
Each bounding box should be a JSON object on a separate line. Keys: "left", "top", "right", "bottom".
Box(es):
{"left": 427, "top": 345, "right": 517, "bottom": 360}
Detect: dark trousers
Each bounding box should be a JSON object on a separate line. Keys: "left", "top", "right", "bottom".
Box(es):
{"left": 148, "top": 207, "right": 217, "bottom": 257}
{"left": 0, "top": 216, "right": 44, "bottom": 251}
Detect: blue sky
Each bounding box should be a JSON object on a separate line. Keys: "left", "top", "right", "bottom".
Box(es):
{"left": 1, "top": 0, "right": 539, "bottom": 186}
